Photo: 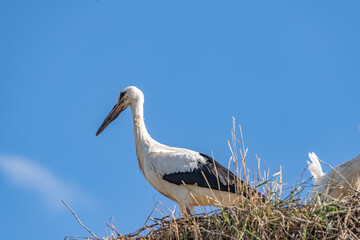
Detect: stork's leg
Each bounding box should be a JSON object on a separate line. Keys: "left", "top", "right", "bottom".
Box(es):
{"left": 179, "top": 203, "right": 194, "bottom": 216}
{"left": 186, "top": 206, "right": 194, "bottom": 215}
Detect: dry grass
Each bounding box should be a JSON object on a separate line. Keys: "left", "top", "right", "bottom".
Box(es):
{"left": 65, "top": 118, "right": 360, "bottom": 240}
{"left": 107, "top": 195, "right": 360, "bottom": 240}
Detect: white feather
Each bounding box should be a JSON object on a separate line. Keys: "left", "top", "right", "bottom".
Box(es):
{"left": 307, "top": 152, "right": 324, "bottom": 179}
{"left": 146, "top": 148, "right": 206, "bottom": 176}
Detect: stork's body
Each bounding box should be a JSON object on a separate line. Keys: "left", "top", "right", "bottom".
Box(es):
{"left": 96, "top": 86, "right": 261, "bottom": 214}
{"left": 307, "top": 152, "right": 360, "bottom": 199}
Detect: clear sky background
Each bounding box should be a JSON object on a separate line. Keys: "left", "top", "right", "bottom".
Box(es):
{"left": 1, "top": 1, "right": 359, "bottom": 239}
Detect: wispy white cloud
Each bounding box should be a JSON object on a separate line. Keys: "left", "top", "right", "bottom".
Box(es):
{"left": 0, "top": 154, "right": 92, "bottom": 210}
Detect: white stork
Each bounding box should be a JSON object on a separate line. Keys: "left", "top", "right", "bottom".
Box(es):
{"left": 307, "top": 152, "right": 360, "bottom": 199}
{"left": 96, "top": 86, "right": 264, "bottom": 214}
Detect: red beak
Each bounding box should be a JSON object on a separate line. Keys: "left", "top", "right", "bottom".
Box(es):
{"left": 96, "top": 103, "right": 125, "bottom": 136}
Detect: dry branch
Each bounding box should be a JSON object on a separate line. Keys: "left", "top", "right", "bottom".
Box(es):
{"left": 62, "top": 200, "right": 99, "bottom": 240}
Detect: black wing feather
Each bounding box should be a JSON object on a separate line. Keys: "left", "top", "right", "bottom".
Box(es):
{"left": 163, "top": 153, "right": 247, "bottom": 195}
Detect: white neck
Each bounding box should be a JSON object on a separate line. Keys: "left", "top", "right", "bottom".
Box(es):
{"left": 130, "top": 99, "right": 155, "bottom": 174}
{"left": 130, "top": 98, "right": 151, "bottom": 140}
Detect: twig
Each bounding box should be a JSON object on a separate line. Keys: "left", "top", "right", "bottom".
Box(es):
{"left": 62, "top": 200, "right": 99, "bottom": 240}
{"left": 105, "top": 222, "right": 123, "bottom": 237}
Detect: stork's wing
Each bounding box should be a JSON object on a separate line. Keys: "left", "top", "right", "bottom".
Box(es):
{"left": 163, "top": 153, "right": 239, "bottom": 193}
{"left": 146, "top": 148, "right": 207, "bottom": 176}
{"left": 147, "top": 149, "right": 265, "bottom": 200}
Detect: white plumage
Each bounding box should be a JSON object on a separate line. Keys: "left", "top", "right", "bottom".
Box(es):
{"left": 145, "top": 149, "right": 206, "bottom": 177}
{"left": 307, "top": 152, "right": 360, "bottom": 199}
{"left": 96, "top": 86, "right": 263, "bottom": 214}
{"left": 307, "top": 152, "right": 325, "bottom": 181}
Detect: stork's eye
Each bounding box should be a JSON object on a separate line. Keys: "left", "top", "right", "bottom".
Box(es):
{"left": 119, "top": 91, "right": 126, "bottom": 99}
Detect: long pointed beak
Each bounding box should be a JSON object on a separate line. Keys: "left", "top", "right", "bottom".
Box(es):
{"left": 96, "top": 103, "right": 125, "bottom": 136}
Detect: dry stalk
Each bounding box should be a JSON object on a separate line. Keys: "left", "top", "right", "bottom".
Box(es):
{"left": 62, "top": 200, "right": 99, "bottom": 240}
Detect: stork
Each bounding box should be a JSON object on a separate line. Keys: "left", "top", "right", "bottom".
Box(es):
{"left": 307, "top": 152, "right": 360, "bottom": 199}
{"left": 96, "top": 86, "right": 264, "bottom": 214}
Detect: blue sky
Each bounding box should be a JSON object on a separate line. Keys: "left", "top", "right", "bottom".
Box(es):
{"left": 0, "top": 1, "right": 359, "bottom": 239}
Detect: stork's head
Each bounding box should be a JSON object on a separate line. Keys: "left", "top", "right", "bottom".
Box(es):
{"left": 96, "top": 86, "right": 144, "bottom": 136}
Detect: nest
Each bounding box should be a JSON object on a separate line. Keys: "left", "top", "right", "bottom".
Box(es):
{"left": 101, "top": 193, "right": 359, "bottom": 240}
